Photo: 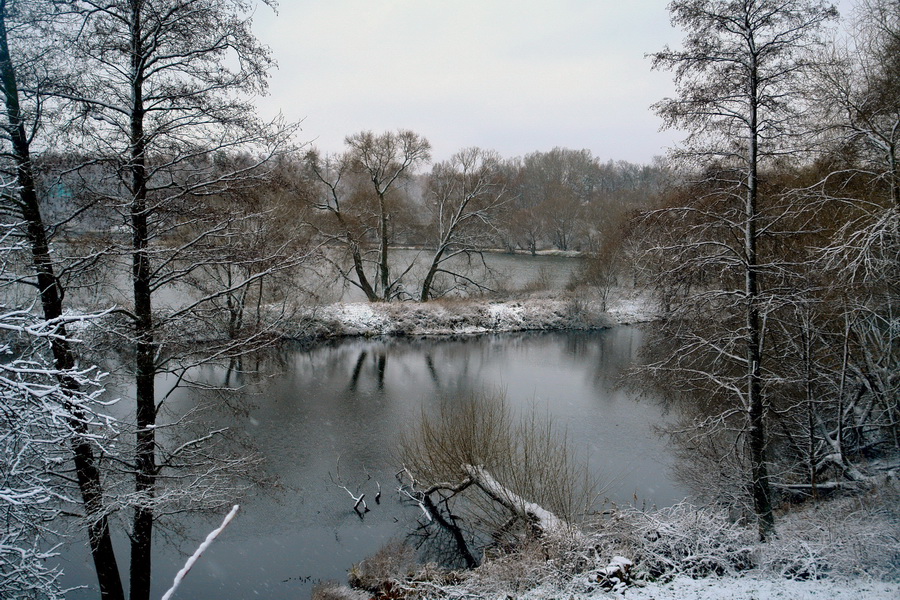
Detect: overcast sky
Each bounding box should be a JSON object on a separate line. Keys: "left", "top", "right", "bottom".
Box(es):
{"left": 250, "top": 0, "right": 844, "bottom": 165}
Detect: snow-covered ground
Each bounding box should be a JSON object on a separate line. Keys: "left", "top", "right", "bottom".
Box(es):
{"left": 318, "top": 572, "right": 899, "bottom": 600}
{"left": 316, "top": 483, "right": 899, "bottom": 600}
{"left": 609, "top": 576, "right": 899, "bottom": 600}
{"left": 286, "top": 291, "right": 656, "bottom": 340}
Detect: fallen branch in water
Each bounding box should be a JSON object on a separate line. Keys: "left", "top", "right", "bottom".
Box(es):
{"left": 330, "top": 456, "right": 372, "bottom": 516}
{"left": 462, "top": 463, "right": 569, "bottom": 537}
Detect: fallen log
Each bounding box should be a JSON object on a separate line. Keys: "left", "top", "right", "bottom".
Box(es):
{"left": 462, "top": 464, "right": 570, "bottom": 538}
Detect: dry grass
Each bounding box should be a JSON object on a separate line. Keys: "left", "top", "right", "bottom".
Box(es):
{"left": 351, "top": 480, "right": 899, "bottom": 599}
{"left": 397, "top": 392, "right": 601, "bottom": 536}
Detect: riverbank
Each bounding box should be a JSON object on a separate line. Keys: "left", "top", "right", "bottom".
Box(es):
{"left": 315, "top": 480, "right": 900, "bottom": 600}
{"left": 285, "top": 289, "right": 656, "bottom": 340}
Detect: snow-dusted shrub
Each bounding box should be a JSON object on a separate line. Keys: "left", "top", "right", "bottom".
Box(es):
{"left": 589, "top": 503, "right": 755, "bottom": 580}
{"left": 348, "top": 539, "right": 419, "bottom": 594}
{"left": 311, "top": 581, "right": 368, "bottom": 600}
{"left": 365, "top": 489, "right": 898, "bottom": 599}
{"left": 390, "top": 536, "right": 589, "bottom": 599}
{"left": 457, "top": 539, "right": 566, "bottom": 596}
{"left": 388, "top": 533, "right": 638, "bottom": 599}
{"left": 757, "top": 482, "right": 900, "bottom": 580}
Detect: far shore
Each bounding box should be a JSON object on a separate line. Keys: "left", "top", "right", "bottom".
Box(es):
{"left": 282, "top": 291, "right": 656, "bottom": 342}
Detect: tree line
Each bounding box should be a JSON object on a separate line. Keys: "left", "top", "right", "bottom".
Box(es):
{"left": 301, "top": 136, "right": 666, "bottom": 301}
{"left": 636, "top": 0, "right": 898, "bottom": 541}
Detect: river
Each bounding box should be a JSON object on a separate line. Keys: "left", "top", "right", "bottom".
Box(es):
{"left": 57, "top": 326, "right": 685, "bottom": 599}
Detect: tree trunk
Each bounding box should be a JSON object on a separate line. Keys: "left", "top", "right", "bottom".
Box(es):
{"left": 420, "top": 247, "right": 446, "bottom": 301}
{"left": 0, "top": 5, "right": 125, "bottom": 599}
{"left": 378, "top": 193, "right": 390, "bottom": 299}
{"left": 746, "top": 49, "right": 774, "bottom": 539}
{"left": 349, "top": 236, "right": 378, "bottom": 302}
{"left": 129, "top": 3, "right": 157, "bottom": 598}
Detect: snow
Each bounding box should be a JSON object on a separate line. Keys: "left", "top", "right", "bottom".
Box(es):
{"left": 603, "top": 575, "right": 900, "bottom": 600}
{"left": 287, "top": 292, "right": 654, "bottom": 341}
{"left": 462, "top": 464, "right": 568, "bottom": 535}
{"left": 326, "top": 303, "right": 386, "bottom": 333}
{"left": 427, "top": 573, "right": 900, "bottom": 600}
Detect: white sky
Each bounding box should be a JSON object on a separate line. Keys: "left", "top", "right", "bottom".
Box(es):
{"left": 250, "top": 0, "right": 847, "bottom": 165}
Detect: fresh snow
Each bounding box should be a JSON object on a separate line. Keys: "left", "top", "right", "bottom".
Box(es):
{"left": 440, "top": 575, "right": 900, "bottom": 600}
{"left": 290, "top": 293, "right": 655, "bottom": 340}
{"left": 603, "top": 575, "right": 899, "bottom": 600}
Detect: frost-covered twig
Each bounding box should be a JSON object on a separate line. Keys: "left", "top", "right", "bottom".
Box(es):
{"left": 330, "top": 457, "right": 370, "bottom": 515}
{"left": 160, "top": 504, "right": 239, "bottom": 600}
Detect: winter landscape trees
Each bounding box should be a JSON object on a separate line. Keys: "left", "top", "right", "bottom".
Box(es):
{"left": 648, "top": 0, "right": 839, "bottom": 538}
{"left": 1, "top": 0, "right": 897, "bottom": 597}
{"left": 642, "top": 0, "right": 898, "bottom": 546}
{"left": 1, "top": 0, "right": 296, "bottom": 598}
{"left": 305, "top": 130, "right": 432, "bottom": 302}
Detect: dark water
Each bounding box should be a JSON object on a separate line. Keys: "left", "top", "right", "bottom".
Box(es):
{"left": 59, "top": 327, "right": 686, "bottom": 600}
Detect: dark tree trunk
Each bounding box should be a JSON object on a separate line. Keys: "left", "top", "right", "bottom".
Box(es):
{"left": 420, "top": 247, "right": 446, "bottom": 301}
{"left": 0, "top": 4, "right": 125, "bottom": 599}
{"left": 128, "top": 2, "right": 157, "bottom": 598}
{"left": 746, "top": 49, "right": 774, "bottom": 540}
{"left": 378, "top": 193, "right": 390, "bottom": 299}
{"left": 349, "top": 236, "right": 378, "bottom": 302}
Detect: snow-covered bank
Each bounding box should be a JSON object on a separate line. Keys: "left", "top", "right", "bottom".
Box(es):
{"left": 285, "top": 293, "right": 656, "bottom": 341}
{"left": 316, "top": 482, "right": 899, "bottom": 600}
{"left": 474, "top": 575, "right": 900, "bottom": 600}
{"left": 607, "top": 576, "right": 899, "bottom": 600}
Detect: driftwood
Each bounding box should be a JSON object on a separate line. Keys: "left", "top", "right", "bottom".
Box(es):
{"left": 397, "top": 463, "right": 574, "bottom": 567}
{"left": 462, "top": 464, "right": 569, "bottom": 537}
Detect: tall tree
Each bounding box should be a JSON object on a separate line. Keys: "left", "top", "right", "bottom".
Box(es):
{"left": 0, "top": 2, "right": 124, "bottom": 597}
{"left": 53, "top": 2, "right": 295, "bottom": 598}
{"left": 650, "top": 0, "right": 836, "bottom": 538}
{"left": 306, "top": 130, "right": 431, "bottom": 301}
{"left": 421, "top": 147, "right": 506, "bottom": 301}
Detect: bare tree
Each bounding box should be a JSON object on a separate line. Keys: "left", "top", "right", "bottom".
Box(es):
{"left": 304, "top": 150, "right": 382, "bottom": 301}
{"left": 420, "top": 147, "right": 506, "bottom": 301}
{"left": 0, "top": 2, "right": 124, "bottom": 597}
{"left": 515, "top": 148, "right": 596, "bottom": 252}
{"left": 43, "top": 2, "right": 297, "bottom": 599}
{"left": 649, "top": 0, "right": 837, "bottom": 539}
{"left": 306, "top": 130, "right": 431, "bottom": 301}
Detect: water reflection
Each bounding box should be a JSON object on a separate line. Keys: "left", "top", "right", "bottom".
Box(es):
{"left": 60, "top": 327, "right": 685, "bottom": 600}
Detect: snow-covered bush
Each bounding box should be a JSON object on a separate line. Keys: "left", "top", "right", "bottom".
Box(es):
{"left": 348, "top": 539, "right": 419, "bottom": 594}
{"left": 345, "top": 487, "right": 899, "bottom": 600}
{"left": 0, "top": 310, "right": 113, "bottom": 599}
{"left": 590, "top": 503, "right": 755, "bottom": 580}
{"left": 311, "top": 581, "right": 367, "bottom": 600}
{"left": 758, "top": 482, "right": 900, "bottom": 580}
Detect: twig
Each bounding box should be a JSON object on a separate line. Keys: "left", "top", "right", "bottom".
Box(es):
{"left": 160, "top": 504, "right": 240, "bottom": 600}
